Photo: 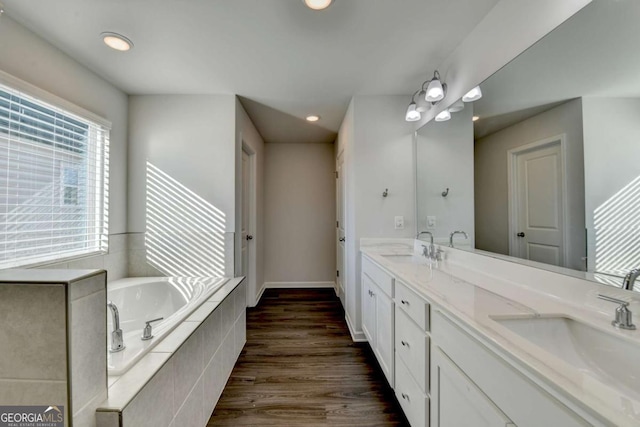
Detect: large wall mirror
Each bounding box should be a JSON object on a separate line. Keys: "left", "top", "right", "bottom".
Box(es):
{"left": 416, "top": 0, "right": 640, "bottom": 291}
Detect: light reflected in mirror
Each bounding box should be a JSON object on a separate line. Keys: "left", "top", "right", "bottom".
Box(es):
{"left": 416, "top": 0, "right": 640, "bottom": 291}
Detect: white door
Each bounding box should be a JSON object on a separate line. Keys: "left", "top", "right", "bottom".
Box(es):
{"left": 510, "top": 139, "right": 564, "bottom": 266}
{"left": 336, "top": 152, "right": 346, "bottom": 305}
{"left": 241, "top": 148, "right": 253, "bottom": 301}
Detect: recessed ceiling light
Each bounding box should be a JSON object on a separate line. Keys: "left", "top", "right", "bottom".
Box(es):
{"left": 0, "top": 2, "right": 5, "bottom": 15}
{"left": 306, "top": 115, "right": 320, "bottom": 122}
{"left": 472, "top": 116, "right": 480, "bottom": 122}
{"left": 304, "top": 0, "right": 332, "bottom": 11}
{"left": 101, "top": 32, "right": 134, "bottom": 52}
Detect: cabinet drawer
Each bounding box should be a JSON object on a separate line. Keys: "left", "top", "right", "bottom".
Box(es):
{"left": 432, "top": 311, "right": 591, "bottom": 427}
{"left": 362, "top": 255, "right": 394, "bottom": 298}
{"left": 395, "top": 357, "right": 429, "bottom": 427}
{"left": 396, "top": 281, "right": 430, "bottom": 331}
{"left": 395, "top": 307, "right": 429, "bottom": 393}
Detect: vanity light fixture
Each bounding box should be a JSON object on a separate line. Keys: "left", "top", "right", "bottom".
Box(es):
{"left": 101, "top": 32, "right": 134, "bottom": 51}
{"left": 425, "top": 70, "right": 446, "bottom": 103}
{"left": 462, "top": 86, "right": 483, "bottom": 102}
{"left": 304, "top": 0, "right": 333, "bottom": 10}
{"left": 306, "top": 115, "right": 320, "bottom": 122}
{"left": 405, "top": 90, "right": 422, "bottom": 122}
{"left": 435, "top": 109, "right": 451, "bottom": 122}
{"left": 415, "top": 88, "right": 430, "bottom": 113}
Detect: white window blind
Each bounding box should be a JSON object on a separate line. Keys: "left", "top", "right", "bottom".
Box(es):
{"left": 0, "top": 82, "right": 110, "bottom": 268}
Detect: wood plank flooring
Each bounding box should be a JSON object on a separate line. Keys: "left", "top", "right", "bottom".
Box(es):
{"left": 208, "top": 288, "right": 409, "bottom": 426}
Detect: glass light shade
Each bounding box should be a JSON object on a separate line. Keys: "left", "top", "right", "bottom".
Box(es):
{"left": 405, "top": 103, "right": 421, "bottom": 122}
{"left": 304, "top": 0, "right": 332, "bottom": 10}
{"left": 426, "top": 79, "right": 445, "bottom": 102}
{"left": 435, "top": 109, "right": 451, "bottom": 122}
{"left": 448, "top": 100, "right": 465, "bottom": 113}
{"left": 416, "top": 90, "right": 430, "bottom": 113}
{"left": 462, "top": 86, "right": 483, "bottom": 102}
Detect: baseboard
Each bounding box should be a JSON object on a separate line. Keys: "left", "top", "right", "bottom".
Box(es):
{"left": 264, "top": 281, "right": 336, "bottom": 289}
{"left": 251, "top": 283, "right": 266, "bottom": 307}
{"left": 345, "top": 311, "right": 367, "bottom": 342}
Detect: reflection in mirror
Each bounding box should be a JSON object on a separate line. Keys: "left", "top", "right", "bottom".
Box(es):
{"left": 416, "top": 0, "right": 640, "bottom": 291}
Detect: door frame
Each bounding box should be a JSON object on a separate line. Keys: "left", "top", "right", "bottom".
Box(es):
{"left": 506, "top": 134, "right": 568, "bottom": 262}
{"left": 336, "top": 148, "right": 347, "bottom": 304}
{"left": 241, "top": 142, "right": 258, "bottom": 307}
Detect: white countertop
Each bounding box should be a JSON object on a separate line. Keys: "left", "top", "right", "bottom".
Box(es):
{"left": 360, "top": 239, "right": 640, "bottom": 427}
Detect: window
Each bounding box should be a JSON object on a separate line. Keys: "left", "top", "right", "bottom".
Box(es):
{"left": 0, "top": 78, "right": 110, "bottom": 268}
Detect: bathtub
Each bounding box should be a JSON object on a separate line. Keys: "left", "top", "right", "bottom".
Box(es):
{"left": 106, "top": 276, "right": 228, "bottom": 375}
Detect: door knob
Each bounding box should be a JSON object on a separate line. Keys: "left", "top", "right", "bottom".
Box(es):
{"left": 246, "top": 235, "right": 254, "bottom": 241}
{"left": 339, "top": 237, "right": 345, "bottom": 242}
{"left": 517, "top": 232, "right": 525, "bottom": 237}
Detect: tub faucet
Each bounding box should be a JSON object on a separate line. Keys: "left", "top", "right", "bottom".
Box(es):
{"left": 449, "top": 231, "right": 468, "bottom": 248}
{"left": 623, "top": 268, "right": 640, "bottom": 291}
{"left": 417, "top": 231, "right": 434, "bottom": 259}
{"left": 107, "top": 301, "right": 126, "bottom": 353}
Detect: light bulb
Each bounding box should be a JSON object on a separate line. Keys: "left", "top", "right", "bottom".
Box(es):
{"left": 426, "top": 79, "right": 444, "bottom": 102}
{"left": 304, "top": 0, "right": 332, "bottom": 10}
{"left": 435, "top": 110, "right": 451, "bottom": 122}
{"left": 405, "top": 103, "right": 421, "bottom": 122}
{"left": 462, "top": 86, "right": 482, "bottom": 102}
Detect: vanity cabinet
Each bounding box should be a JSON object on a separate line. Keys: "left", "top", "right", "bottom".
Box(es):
{"left": 394, "top": 279, "right": 431, "bottom": 427}
{"left": 431, "top": 311, "right": 591, "bottom": 427}
{"left": 361, "top": 255, "right": 395, "bottom": 387}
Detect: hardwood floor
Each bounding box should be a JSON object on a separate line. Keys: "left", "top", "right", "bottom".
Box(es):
{"left": 208, "top": 288, "right": 409, "bottom": 426}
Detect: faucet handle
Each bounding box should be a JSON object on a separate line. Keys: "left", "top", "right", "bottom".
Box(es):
{"left": 141, "top": 317, "right": 164, "bottom": 341}
{"left": 598, "top": 295, "right": 636, "bottom": 330}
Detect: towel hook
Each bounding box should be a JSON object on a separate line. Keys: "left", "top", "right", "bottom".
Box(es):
{"left": 382, "top": 188, "right": 389, "bottom": 198}
{"left": 441, "top": 188, "right": 449, "bottom": 197}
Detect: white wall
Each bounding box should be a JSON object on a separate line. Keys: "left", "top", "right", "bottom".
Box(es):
{"left": 414, "top": 0, "right": 591, "bottom": 127}
{"left": 474, "top": 99, "right": 585, "bottom": 270}
{"left": 582, "top": 97, "right": 640, "bottom": 275}
{"left": 235, "top": 99, "right": 265, "bottom": 305}
{"left": 0, "top": 15, "right": 128, "bottom": 235}
{"left": 341, "top": 95, "right": 416, "bottom": 339}
{"left": 416, "top": 105, "right": 474, "bottom": 247}
{"left": 264, "top": 142, "right": 336, "bottom": 285}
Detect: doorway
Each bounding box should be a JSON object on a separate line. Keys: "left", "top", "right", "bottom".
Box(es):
{"left": 508, "top": 135, "right": 567, "bottom": 266}
{"left": 241, "top": 144, "right": 257, "bottom": 306}
{"left": 336, "top": 150, "right": 346, "bottom": 306}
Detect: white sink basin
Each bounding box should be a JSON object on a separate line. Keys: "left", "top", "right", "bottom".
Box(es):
{"left": 492, "top": 315, "right": 640, "bottom": 394}
{"left": 380, "top": 254, "right": 426, "bottom": 264}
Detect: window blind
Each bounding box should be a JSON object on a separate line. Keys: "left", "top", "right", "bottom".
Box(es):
{"left": 0, "top": 82, "right": 109, "bottom": 268}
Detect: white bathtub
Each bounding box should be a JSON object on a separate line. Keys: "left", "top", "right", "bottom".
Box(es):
{"left": 107, "top": 276, "right": 228, "bottom": 375}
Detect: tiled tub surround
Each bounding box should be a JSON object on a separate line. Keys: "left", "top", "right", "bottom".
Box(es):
{"left": 361, "top": 239, "right": 640, "bottom": 427}
{"left": 107, "top": 276, "right": 228, "bottom": 375}
{"left": 0, "top": 269, "right": 108, "bottom": 427}
{"left": 96, "top": 277, "right": 246, "bottom": 427}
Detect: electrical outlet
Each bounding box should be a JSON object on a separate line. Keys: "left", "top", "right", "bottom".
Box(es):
{"left": 394, "top": 216, "right": 404, "bottom": 230}
{"left": 427, "top": 216, "right": 436, "bottom": 228}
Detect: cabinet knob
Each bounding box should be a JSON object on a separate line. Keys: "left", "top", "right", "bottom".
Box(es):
{"left": 401, "top": 300, "right": 410, "bottom": 305}
{"left": 401, "top": 340, "right": 410, "bottom": 348}
{"left": 401, "top": 393, "right": 410, "bottom": 401}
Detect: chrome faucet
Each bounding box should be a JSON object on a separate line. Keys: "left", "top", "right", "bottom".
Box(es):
{"left": 141, "top": 317, "right": 164, "bottom": 341}
{"left": 107, "top": 301, "right": 126, "bottom": 353}
{"left": 417, "top": 231, "right": 435, "bottom": 259}
{"left": 449, "top": 231, "right": 468, "bottom": 248}
{"left": 598, "top": 294, "right": 636, "bottom": 330}
{"left": 622, "top": 268, "right": 640, "bottom": 291}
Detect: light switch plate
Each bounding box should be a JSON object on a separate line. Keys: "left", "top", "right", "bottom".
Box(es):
{"left": 427, "top": 216, "right": 436, "bottom": 228}
{"left": 394, "top": 216, "right": 404, "bottom": 230}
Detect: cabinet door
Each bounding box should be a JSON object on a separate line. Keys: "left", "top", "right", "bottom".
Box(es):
{"left": 432, "top": 347, "right": 514, "bottom": 427}
{"left": 374, "top": 289, "right": 394, "bottom": 387}
{"left": 361, "top": 274, "right": 376, "bottom": 345}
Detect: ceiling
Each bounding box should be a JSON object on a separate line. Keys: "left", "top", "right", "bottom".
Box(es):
{"left": 3, "top": 0, "right": 500, "bottom": 143}
{"left": 473, "top": 0, "right": 640, "bottom": 139}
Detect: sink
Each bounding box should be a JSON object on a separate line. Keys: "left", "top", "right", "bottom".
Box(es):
{"left": 492, "top": 315, "right": 640, "bottom": 393}
{"left": 380, "top": 254, "right": 426, "bottom": 264}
